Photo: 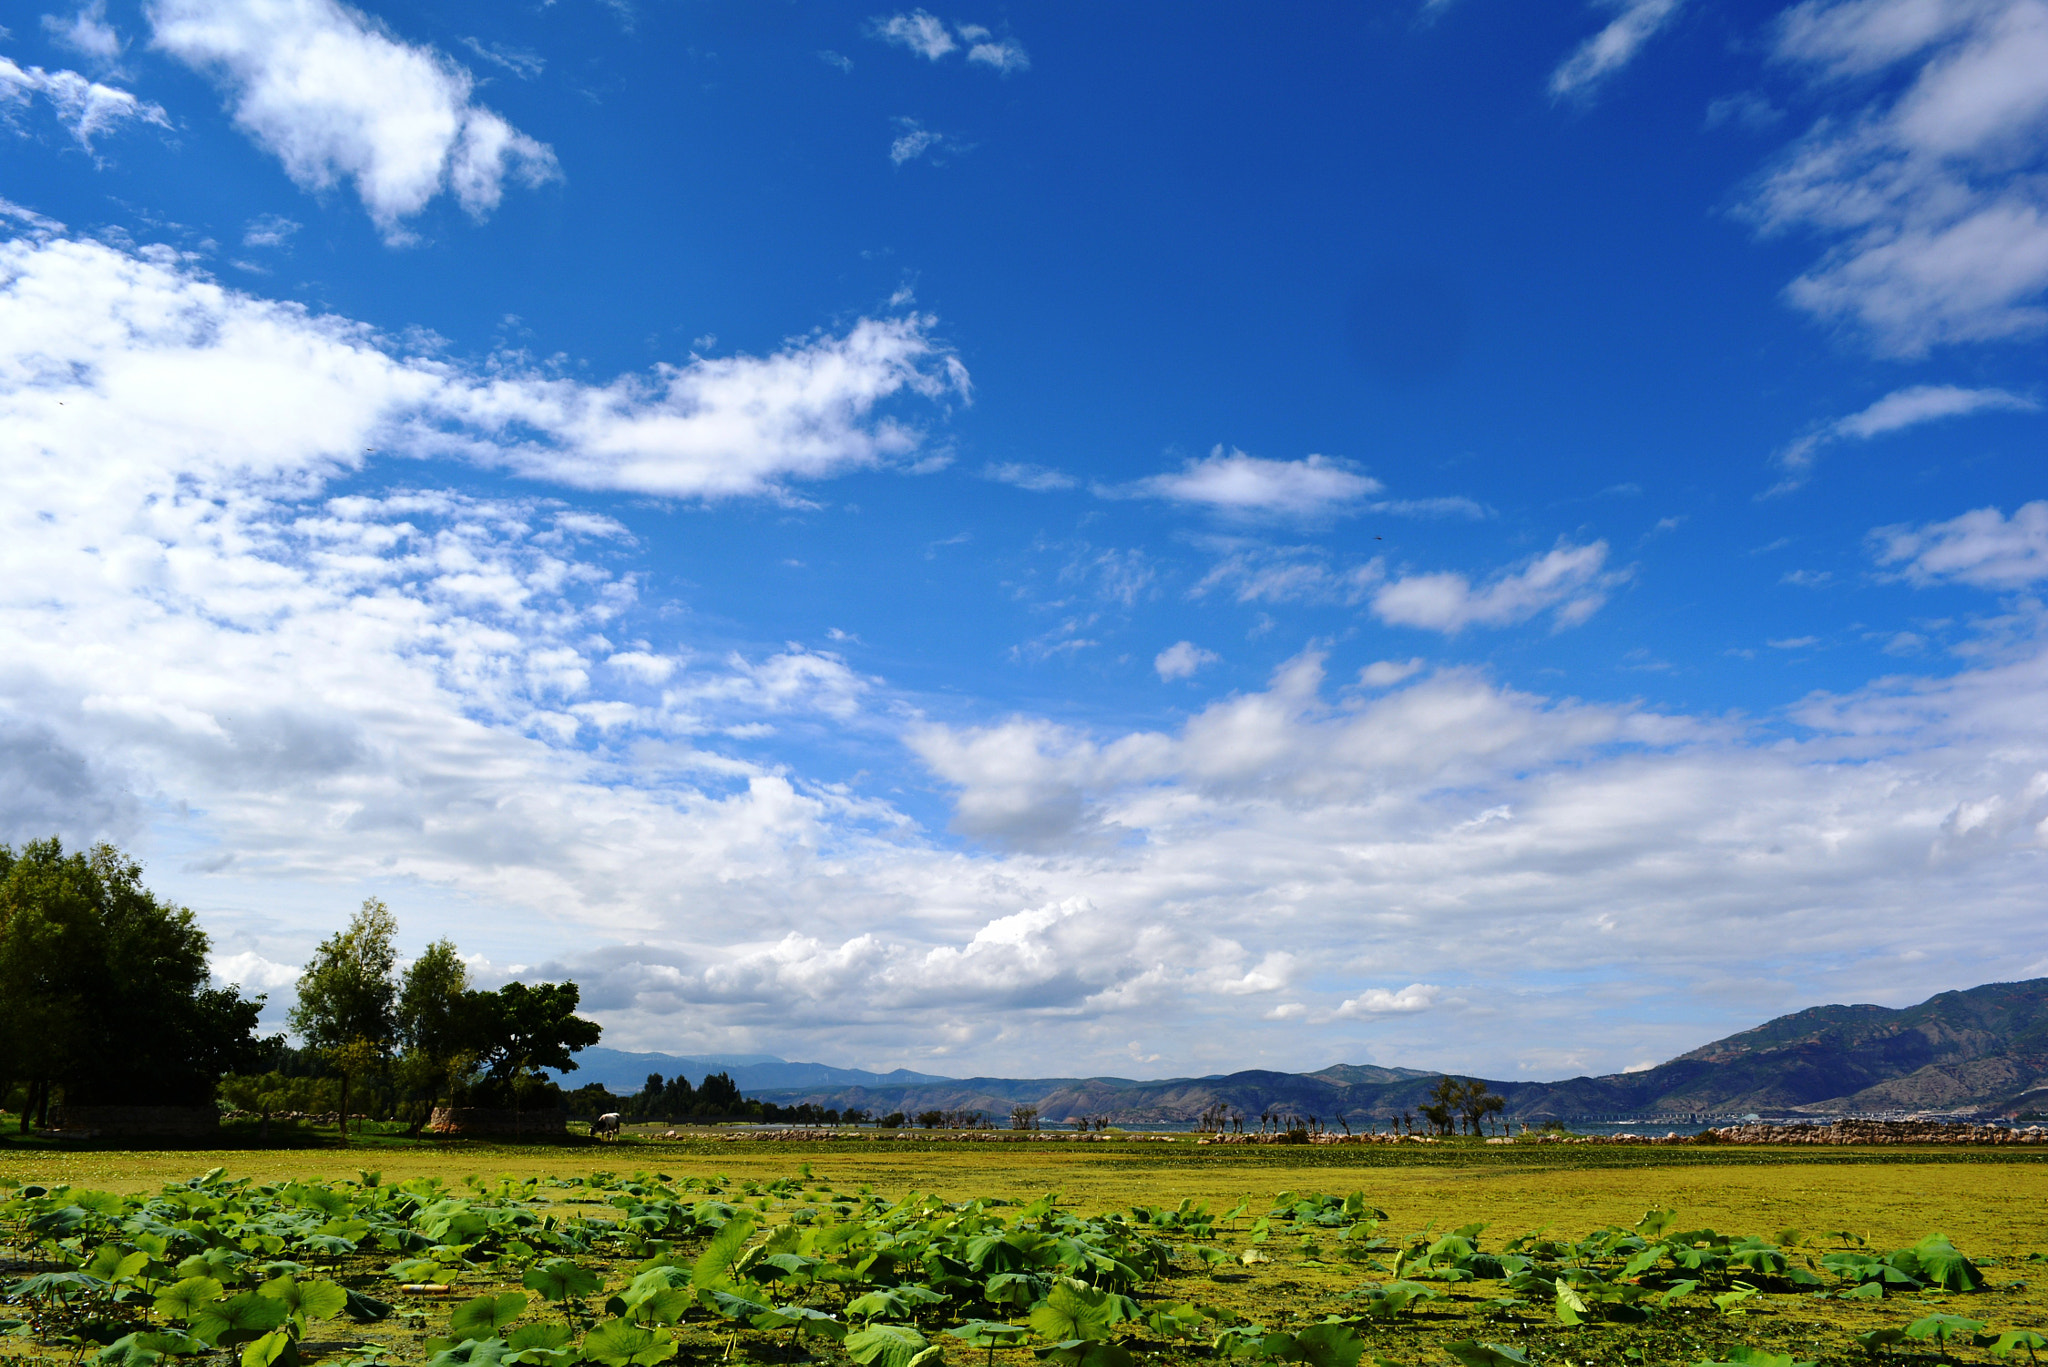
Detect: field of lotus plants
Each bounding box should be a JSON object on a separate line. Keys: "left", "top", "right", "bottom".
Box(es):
{"left": 3, "top": 1166, "right": 2044, "bottom": 1367}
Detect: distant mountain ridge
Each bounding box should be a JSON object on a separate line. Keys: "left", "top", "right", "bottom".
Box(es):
{"left": 693, "top": 978, "right": 2048, "bottom": 1124}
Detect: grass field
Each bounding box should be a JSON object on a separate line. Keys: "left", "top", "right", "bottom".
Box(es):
{"left": 3, "top": 1136, "right": 2044, "bottom": 1367}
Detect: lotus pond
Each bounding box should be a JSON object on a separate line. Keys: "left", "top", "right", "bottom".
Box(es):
{"left": 1, "top": 1142, "right": 2044, "bottom": 1367}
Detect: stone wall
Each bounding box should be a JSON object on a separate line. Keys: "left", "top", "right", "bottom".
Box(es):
{"left": 47, "top": 1106, "right": 220, "bottom": 1138}
{"left": 426, "top": 1107, "right": 568, "bottom": 1136}
{"left": 1707, "top": 1118, "right": 2047, "bottom": 1144}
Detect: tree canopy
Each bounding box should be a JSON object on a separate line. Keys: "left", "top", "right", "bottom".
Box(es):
{"left": 0, "top": 839, "right": 264, "bottom": 1115}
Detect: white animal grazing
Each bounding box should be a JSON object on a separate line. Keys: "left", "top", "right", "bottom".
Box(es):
{"left": 592, "top": 1112, "right": 622, "bottom": 1140}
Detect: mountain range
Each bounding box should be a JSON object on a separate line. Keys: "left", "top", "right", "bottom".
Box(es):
{"left": 571, "top": 978, "right": 2048, "bottom": 1124}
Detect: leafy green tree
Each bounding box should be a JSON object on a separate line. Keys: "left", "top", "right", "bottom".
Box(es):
{"left": 395, "top": 937, "right": 473, "bottom": 1128}
{"left": 0, "top": 838, "right": 265, "bottom": 1127}
{"left": 457, "top": 979, "right": 602, "bottom": 1127}
{"left": 288, "top": 898, "right": 399, "bottom": 1142}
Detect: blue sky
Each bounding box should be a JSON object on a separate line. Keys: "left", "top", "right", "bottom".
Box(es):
{"left": 3, "top": 0, "right": 2046, "bottom": 1081}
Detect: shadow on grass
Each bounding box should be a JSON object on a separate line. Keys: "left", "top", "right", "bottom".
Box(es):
{"left": 0, "top": 1116, "right": 612, "bottom": 1153}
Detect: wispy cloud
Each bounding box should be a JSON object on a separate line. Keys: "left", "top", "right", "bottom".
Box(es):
{"left": 1745, "top": 0, "right": 2048, "bottom": 355}
{"left": 1550, "top": 0, "right": 1685, "bottom": 100}
{"left": 1371, "top": 540, "right": 1623, "bottom": 633}
{"left": 1115, "top": 448, "right": 1383, "bottom": 518}
{"left": 889, "top": 116, "right": 967, "bottom": 166}
{"left": 958, "top": 23, "right": 1029, "bottom": 73}
{"left": 0, "top": 55, "right": 169, "bottom": 153}
{"left": 1872, "top": 501, "right": 2048, "bottom": 588}
{"left": 869, "top": 12, "right": 1027, "bottom": 72}
{"left": 870, "top": 9, "right": 956, "bottom": 60}
{"left": 1770, "top": 384, "right": 2039, "bottom": 493}
{"left": 42, "top": 0, "right": 124, "bottom": 69}
{"left": 983, "top": 461, "right": 1075, "bottom": 492}
{"left": 459, "top": 36, "right": 545, "bottom": 80}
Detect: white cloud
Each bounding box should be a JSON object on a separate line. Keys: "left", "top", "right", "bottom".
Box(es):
{"left": 0, "top": 233, "right": 966, "bottom": 509}
{"left": 982, "top": 461, "right": 1074, "bottom": 492}
{"left": 1550, "top": 0, "right": 1685, "bottom": 99}
{"left": 869, "top": 9, "right": 954, "bottom": 60}
{"left": 1370, "top": 540, "right": 1621, "bottom": 633}
{"left": 241, "top": 212, "right": 299, "bottom": 247}
{"left": 43, "top": 0, "right": 124, "bottom": 67}
{"left": 1747, "top": 0, "right": 2048, "bottom": 354}
{"left": 1772, "top": 384, "right": 2038, "bottom": 491}
{"left": 458, "top": 36, "right": 543, "bottom": 79}
{"left": 965, "top": 36, "right": 1028, "bottom": 73}
{"left": 1120, "top": 448, "right": 1383, "bottom": 517}
{"left": 0, "top": 55, "right": 170, "bottom": 152}
{"left": 1872, "top": 501, "right": 2048, "bottom": 588}
{"left": 145, "top": 0, "right": 559, "bottom": 241}
{"left": 1155, "top": 641, "right": 1219, "bottom": 682}
{"left": 1336, "top": 983, "right": 1441, "bottom": 1017}
{"left": 1190, "top": 542, "right": 1385, "bottom": 606}
{"left": 209, "top": 949, "right": 300, "bottom": 991}
{"left": 1360, "top": 658, "right": 1426, "bottom": 688}
{"left": 889, "top": 117, "right": 966, "bottom": 166}
{"left": 11, "top": 231, "right": 2048, "bottom": 1081}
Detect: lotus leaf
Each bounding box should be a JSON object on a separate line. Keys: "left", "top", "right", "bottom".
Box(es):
{"left": 1029, "top": 1283, "right": 1115, "bottom": 1342}
{"left": 1035, "top": 1342, "right": 1133, "bottom": 1367}
{"left": 580, "top": 1320, "right": 679, "bottom": 1367}
{"left": 1907, "top": 1313, "right": 1987, "bottom": 1344}
{"left": 848, "top": 1323, "right": 935, "bottom": 1367}
{"left": 522, "top": 1260, "right": 600, "bottom": 1303}
{"left": 1442, "top": 1343, "right": 1529, "bottom": 1367}
{"left": 239, "top": 1329, "right": 296, "bottom": 1367}
{"left": 193, "top": 1291, "right": 291, "bottom": 1347}
{"left": 450, "top": 1292, "right": 529, "bottom": 1338}
{"left": 155, "top": 1276, "right": 225, "bottom": 1321}
{"left": 1988, "top": 1330, "right": 2047, "bottom": 1359}
{"left": 754, "top": 1305, "right": 847, "bottom": 1342}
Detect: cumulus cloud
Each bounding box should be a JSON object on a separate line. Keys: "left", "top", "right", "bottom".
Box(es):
{"left": 1360, "top": 658, "right": 1426, "bottom": 688}
{"left": 1550, "top": 0, "right": 1685, "bottom": 99}
{"left": 145, "top": 0, "right": 558, "bottom": 240}
{"left": 1747, "top": 0, "right": 2048, "bottom": 354}
{"left": 1336, "top": 983, "right": 1440, "bottom": 1017}
{"left": 209, "top": 949, "right": 300, "bottom": 992}
{"left": 1370, "top": 540, "right": 1621, "bottom": 633}
{"left": 0, "top": 55, "right": 171, "bottom": 152}
{"left": 1872, "top": 501, "right": 2048, "bottom": 588}
{"left": 10, "top": 231, "right": 2048, "bottom": 1080}
{"left": 1155, "top": 641, "right": 1219, "bottom": 682}
{"left": 1772, "top": 384, "right": 2039, "bottom": 492}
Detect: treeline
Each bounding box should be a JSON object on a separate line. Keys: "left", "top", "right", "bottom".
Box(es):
{"left": 225, "top": 898, "right": 602, "bottom": 1140}
{"left": 564, "top": 1073, "right": 996, "bottom": 1129}
{"left": 0, "top": 837, "right": 604, "bottom": 1141}
{"left": 0, "top": 840, "right": 265, "bottom": 1128}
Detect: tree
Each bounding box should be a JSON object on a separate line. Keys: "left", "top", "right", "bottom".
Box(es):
{"left": 289, "top": 898, "right": 400, "bottom": 1142}
{"left": 463, "top": 980, "right": 602, "bottom": 1131}
{"left": 395, "top": 938, "right": 472, "bottom": 1130}
{"left": 0, "top": 839, "right": 266, "bottom": 1128}
{"left": 1458, "top": 1081, "right": 1506, "bottom": 1136}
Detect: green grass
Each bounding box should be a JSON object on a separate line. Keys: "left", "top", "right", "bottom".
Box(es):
{"left": 3, "top": 1139, "right": 2044, "bottom": 1367}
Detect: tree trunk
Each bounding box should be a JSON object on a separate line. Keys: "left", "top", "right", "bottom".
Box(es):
{"left": 338, "top": 1072, "right": 351, "bottom": 1146}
